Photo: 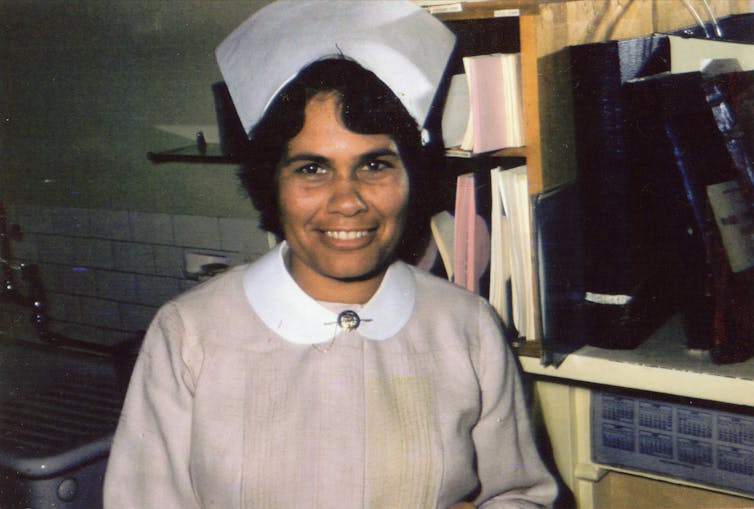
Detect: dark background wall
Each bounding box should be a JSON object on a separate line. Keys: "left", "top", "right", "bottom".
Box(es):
{"left": 1, "top": 0, "right": 272, "bottom": 217}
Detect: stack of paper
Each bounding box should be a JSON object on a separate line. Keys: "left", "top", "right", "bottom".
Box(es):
{"left": 453, "top": 173, "right": 490, "bottom": 294}
{"left": 442, "top": 53, "right": 525, "bottom": 153}
{"left": 489, "top": 168, "right": 512, "bottom": 328}
{"left": 489, "top": 165, "right": 536, "bottom": 339}
{"left": 430, "top": 210, "right": 455, "bottom": 281}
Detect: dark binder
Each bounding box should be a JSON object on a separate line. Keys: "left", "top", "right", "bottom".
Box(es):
{"left": 569, "top": 35, "right": 676, "bottom": 349}
{"left": 702, "top": 69, "right": 754, "bottom": 210}
{"left": 670, "top": 12, "right": 754, "bottom": 44}
{"left": 533, "top": 181, "right": 586, "bottom": 366}
{"left": 702, "top": 69, "right": 754, "bottom": 363}
{"left": 624, "top": 69, "right": 754, "bottom": 364}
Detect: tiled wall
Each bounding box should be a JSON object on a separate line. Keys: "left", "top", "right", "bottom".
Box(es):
{"left": 2, "top": 204, "right": 270, "bottom": 347}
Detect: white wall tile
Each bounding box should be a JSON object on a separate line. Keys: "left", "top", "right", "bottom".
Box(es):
{"left": 9, "top": 206, "right": 268, "bottom": 340}
{"left": 173, "top": 215, "right": 221, "bottom": 249}
{"left": 79, "top": 296, "right": 122, "bottom": 329}
{"left": 74, "top": 237, "right": 114, "bottom": 269}
{"left": 51, "top": 322, "right": 95, "bottom": 343}
{"left": 95, "top": 270, "right": 137, "bottom": 302}
{"left": 152, "top": 244, "right": 185, "bottom": 278}
{"left": 180, "top": 278, "right": 199, "bottom": 293}
{"left": 120, "top": 303, "right": 157, "bottom": 332}
{"left": 37, "top": 262, "right": 65, "bottom": 294}
{"left": 218, "top": 217, "right": 254, "bottom": 250}
{"left": 131, "top": 211, "right": 174, "bottom": 244}
{"left": 37, "top": 234, "right": 76, "bottom": 265}
{"left": 11, "top": 232, "right": 38, "bottom": 261}
{"left": 50, "top": 207, "right": 90, "bottom": 236}
{"left": 13, "top": 204, "right": 55, "bottom": 234}
{"left": 90, "top": 209, "right": 131, "bottom": 240}
{"left": 53, "top": 322, "right": 131, "bottom": 347}
{"left": 136, "top": 274, "right": 181, "bottom": 307}
{"left": 46, "top": 291, "right": 82, "bottom": 322}
{"left": 112, "top": 241, "right": 154, "bottom": 273}
{"left": 60, "top": 266, "right": 97, "bottom": 296}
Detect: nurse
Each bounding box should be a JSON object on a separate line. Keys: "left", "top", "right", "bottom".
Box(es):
{"left": 104, "top": 1, "right": 557, "bottom": 508}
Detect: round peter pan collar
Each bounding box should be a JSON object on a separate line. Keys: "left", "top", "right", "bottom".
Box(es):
{"left": 242, "top": 242, "right": 416, "bottom": 344}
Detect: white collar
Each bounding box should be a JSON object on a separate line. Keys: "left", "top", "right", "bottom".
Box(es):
{"left": 242, "top": 242, "right": 415, "bottom": 344}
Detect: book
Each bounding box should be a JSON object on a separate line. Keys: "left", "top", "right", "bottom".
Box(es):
{"left": 532, "top": 181, "right": 586, "bottom": 366}
{"left": 430, "top": 210, "right": 455, "bottom": 281}
{"left": 701, "top": 65, "right": 754, "bottom": 211}
{"left": 569, "top": 34, "right": 677, "bottom": 349}
{"left": 452, "top": 173, "right": 490, "bottom": 294}
{"left": 624, "top": 67, "right": 753, "bottom": 363}
{"left": 569, "top": 29, "right": 754, "bottom": 358}
{"left": 488, "top": 168, "right": 512, "bottom": 331}
{"left": 440, "top": 53, "right": 524, "bottom": 153}
{"left": 700, "top": 67, "right": 754, "bottom": 363}
{"left": 706, "top": 180, "right": 754, "bottom": 274}
{"left": 570, "top": 34, "right": 670, "bottom": 296}
{"left": 489, "top": 165, "right": 536, "bottom": 341}
{"left": 441, "top": 74, "right": 470, "bottom": 149}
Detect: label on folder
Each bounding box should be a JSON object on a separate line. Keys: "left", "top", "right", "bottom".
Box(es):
{"left": 707, "top": 180, "right": 754, "bottom": 273}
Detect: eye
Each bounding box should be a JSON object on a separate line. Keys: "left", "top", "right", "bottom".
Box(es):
{"left": 295, "top": 162, "right": 327, "bottom": 176}
{"left": 362, "top": 159, "right": 392, "bottom": 172}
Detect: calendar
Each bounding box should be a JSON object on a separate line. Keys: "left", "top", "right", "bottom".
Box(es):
{"left": 592, "top": 390, "right": 754, "bottom": 495}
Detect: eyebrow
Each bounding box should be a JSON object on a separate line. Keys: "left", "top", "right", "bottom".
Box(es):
{"left": 281, "top": 147, "right": 401, "bottom": 168}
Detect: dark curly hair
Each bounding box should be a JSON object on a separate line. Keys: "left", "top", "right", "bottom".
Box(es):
{"left": 237, "top": 58, "right": 445, "bottom": 264}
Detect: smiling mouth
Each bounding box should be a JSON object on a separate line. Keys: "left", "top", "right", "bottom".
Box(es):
{"left": 323, "top": 230, "right": 372, "bottom": 240}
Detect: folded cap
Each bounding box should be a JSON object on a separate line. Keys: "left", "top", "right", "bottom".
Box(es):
{"left": 216, "top": 0, "right": 456, "bottom": 138}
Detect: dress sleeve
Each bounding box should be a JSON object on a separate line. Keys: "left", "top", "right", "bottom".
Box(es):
{"left": 103, "top": 302, "right": 202, "bottom": 509}
{"left": 471, "top": 301, "right": 558, "bottom": 509}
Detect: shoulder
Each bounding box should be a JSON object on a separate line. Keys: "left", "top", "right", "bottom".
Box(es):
{"left": 176, "top": 263, "right": 248, "bottom": 301}
{"left": 151, "top": 263, "right": 255, "bottom": 344}
{"left": 408, "top": 265, "right": 497, "bottom": 319}
{"left": 170, "top": 264, "right": 249, "bottom": 313}
{"left": 404, "top": 265, "right": 505, "bottom": 350}
{"left": 140, "top": 263, "right": 259, "bottom": 375}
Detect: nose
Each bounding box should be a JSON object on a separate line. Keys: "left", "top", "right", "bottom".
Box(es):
{"left": 327, "top": 174, "right": 367, "bottom": 216}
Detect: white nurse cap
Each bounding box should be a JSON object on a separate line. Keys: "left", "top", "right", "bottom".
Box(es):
{"left": 215, "top": 0, "right": 456, "bottom": 138}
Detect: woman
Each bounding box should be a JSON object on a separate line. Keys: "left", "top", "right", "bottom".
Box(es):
{"left": 104, "top": 2, "right": 557, "bottom": 508}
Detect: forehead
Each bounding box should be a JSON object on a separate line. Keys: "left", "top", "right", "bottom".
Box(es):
{"left": 286, "top": 93, "right": 399, "bottom": 156}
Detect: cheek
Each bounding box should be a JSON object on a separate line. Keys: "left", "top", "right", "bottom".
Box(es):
{"left": 392, "top": 178, "right": 411, "bottom": 219}
{"left": 277, "top": 186, "right": 310, "bottom": 234}
{"left": 278, "top": 181, "right": 314, "bottom": 217}
{"left": 378, "top": 181, "right": 410, "bottom": 228}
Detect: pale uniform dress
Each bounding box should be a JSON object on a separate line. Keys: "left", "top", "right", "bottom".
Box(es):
{"left": 103, "top": 242, "right": 557, "bottom": 508}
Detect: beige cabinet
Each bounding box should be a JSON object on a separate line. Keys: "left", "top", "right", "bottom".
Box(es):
{"left": 521, "top": 315, "right": 754, "bottom": 507}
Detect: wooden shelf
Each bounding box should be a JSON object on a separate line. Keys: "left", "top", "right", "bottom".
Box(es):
{"left": 429, "top": 1, "right": 752, "bottom": 355}
{"left": 521, "top": 314, "right": 754, "bottom": 408}
{"left": 445, "top": 146, "right": 527, "bottom": 158}
{"left": 417, "top": 1, "right": 540, "bottom": 20}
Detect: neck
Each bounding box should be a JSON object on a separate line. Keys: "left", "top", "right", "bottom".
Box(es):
{"left": 286, "top": 255, "right": 386, "bottom": 305}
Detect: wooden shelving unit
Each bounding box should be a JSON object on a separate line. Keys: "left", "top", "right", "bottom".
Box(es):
{"left": 423, "top": 0, "right": 752, "bottom": 348}
{"left": 425, "top": 0, "right": 751, "bottom": 195}
{"left": 421, "top": 2, "right": 754, "bottom": 507}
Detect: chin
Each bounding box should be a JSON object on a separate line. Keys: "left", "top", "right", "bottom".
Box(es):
{"left": 322, "top": 257, "right": 394, "bottom": 283}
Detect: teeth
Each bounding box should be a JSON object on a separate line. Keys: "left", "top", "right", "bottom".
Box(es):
{"left": 324, "top": 230, "right": 369, "bottom": 240}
